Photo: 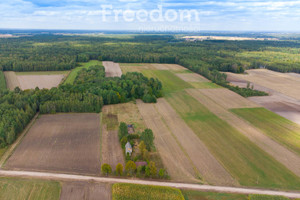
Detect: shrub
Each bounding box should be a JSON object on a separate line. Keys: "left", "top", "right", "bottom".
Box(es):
{"left": 116, "top": 163, "right": 123, "bottom": 176}
{"left": 101, "top": 163, "right": 112, "bottom": 176}
{"left": 125, "top": 160, "right": 136, "bottom": 176}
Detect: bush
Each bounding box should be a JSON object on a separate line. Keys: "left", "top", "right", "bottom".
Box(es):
{"left": 116, "top": 163, "right": 123, "bottom": 176}
{"left": 125, "top": 160, "right": 136, "bottom": 176}
{"left": 118, "top": 122, "right": 128, "bottom": 140}
{"left": 101, "top": 163, "right": 112, "bottom": 176}
{"left": 140, "top": 129, "right": 154, "bottom": 151}
{"left": 149, "top": 161, "right": 157, "bottom": 177}
{"left": 159, "top": 168, "right": 166, "bottom": 179}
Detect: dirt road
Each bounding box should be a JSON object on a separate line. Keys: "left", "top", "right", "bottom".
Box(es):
{"left": 0, "top": 170, "right": 300, "bottom": 198}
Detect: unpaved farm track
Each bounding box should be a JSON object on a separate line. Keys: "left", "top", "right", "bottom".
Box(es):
{"left": 136, "top": 100, "right": 197, "bottom": 183}
{"left": 155, "top": 98, "right": 237, "bottom": 186}
{"left": 60, "top": 181, "right": 111, "bottom": 200}
{"left": 101, "top": 125, "right": 125, "bottom": 170}
{"left": 1, "top": 170, "right": 300, "bottom": 199}
{"left": 103, "top": 61, "right": 122, "bottom": 77}
{"left": 187, "top": 89, "right": 300, "bottom": 177}
{"left": 5, "top": 114, "right": 102, "bottom": 175}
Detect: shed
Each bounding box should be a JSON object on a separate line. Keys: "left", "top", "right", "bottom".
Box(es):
{"left": 125, "top": 142, "right": 132, "bottom": 156}
{"left": 127, "top": 124, "right": 135, "bottom": 134}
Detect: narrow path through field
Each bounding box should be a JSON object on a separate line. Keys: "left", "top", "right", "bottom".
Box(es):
{"left": 186, "top": 89, "right": 300, "bottom": 177}
{"left": 155, "top": 98, "right": 237, "bottom": 186}
{"left": 1, "top": 170, "right": 300, "bottom": 199}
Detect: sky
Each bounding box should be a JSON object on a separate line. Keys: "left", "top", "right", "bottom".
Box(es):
{"left": 0, "top": 0, "right": 300, "bottom": 31}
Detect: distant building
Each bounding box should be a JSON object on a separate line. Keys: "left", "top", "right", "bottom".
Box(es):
{"left": 125, "top": 142, "right": 132, "bottom": 156}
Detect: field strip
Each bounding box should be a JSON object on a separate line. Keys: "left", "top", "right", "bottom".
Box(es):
{"left": 103, "top": 61, "right": 122, "bottom": 77}
{"left": 1, "top": 170, "right": 300, "bottom": 198}
{"left": 154, "top": 98, "right": 237, "bottom": 186}
{"left": 0, "top": 113, "right": 39, "bottom": 167}
{"left": 136, "top": 100, "right": 197, "bottom": 183}
{"left": 4, "top": 71, "right": 20, "bottom": 90}
{"left": 186, "top": 89, "right": 300, "bottom": 177}
{"left": 175, "top": 73, "right": 209, "bottom": 83}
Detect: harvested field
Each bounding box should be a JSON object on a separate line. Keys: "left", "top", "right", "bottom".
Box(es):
{"left": 166, "top": 90, "right": 300, "bottom": 189}
{"left": 151, "top": 63, "right": 186, "bottom": 71}
{"left": 5, "top": 113, "right": 102, "bottom": 175}
{"left": 103, "top": 61, "right": 122, "bottom": 77}
{"left": 136, "top": 100, "right": 197, "bottom": 183}
{"left": 101, "top": 125, "right": 125, "bottom": 170}
{"left": 0, "top": 177, "right": 60, "bottom": 200}
{"left": 155, "top": 98, "right": 237, "bottom": 186}
{"left": 227, "top": 69, "right": 300, "bottom": 100}
{"left": 60, "top": 181, "right": 111, "bottom": 200}
{"left": 186, "top": 89, "right": 300, "bottom": 179}
{"left": 176, "top": 73, "right": 209, "bottom": 82}
{"left": 199, "top": 88, "right": 259, "bottom": 109}
{"left": 120, "top": 63, "right": 185, "bottom": 74}
{"left": 4, "top": 71, "right": 20, "bottom": 90}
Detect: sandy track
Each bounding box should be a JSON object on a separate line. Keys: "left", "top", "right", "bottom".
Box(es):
{"left": 60, "top": 181, "right": 111, "bottom": 200}
{"left": 136, "top": 100, "right": 197, "bottom": 183}
{"left": 5, "top": 114, "right": 101, "bottom": 175}
{"left": 4, "top": 71, "right": 20, "bottom": 90}
{"left": 103, "top": 61, "right": 122, "bottom": 77}
{"left": 17, "top": 75, "right": 64, "bottom": 90}
{"left": 1, "top": 170, "right": 300, "bottom": 199}
{"left": 101, "top": 125, "right": 125, "bottom": 170}
{"left": 187, "top": 89, "right": 300, "bottom": 177}
{"left": 155, "top": 98, "right": 237, "bottom": 186}
{"left": 176, "top": 73, "right": 209, "bottom": 83}
{"left": 199, "top": 88, "right": 259, "bottom": 109}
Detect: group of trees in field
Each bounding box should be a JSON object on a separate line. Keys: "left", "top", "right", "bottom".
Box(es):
{"left": 0, "top": 65, "right": 162, "bottom": 148}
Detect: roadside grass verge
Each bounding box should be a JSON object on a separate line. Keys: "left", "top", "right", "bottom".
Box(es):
{"left": 182, "top": 190, "right": 248, "bottom": 200}
{"left": 231, "top": 108, "right": 300, "bottom": 156}
{"left": 141, "top": 70, "right": 193, "bottom": 94}
{"left": 0, "top": 177, "right": 61, "bottom": 200}
{"left": 165, "top": 91, "right": 300, "bottom": 190}
{"left": 112, "top": 183, "right": 184, "bottom": 200}
{"left": 63, "top": 60, "right": 102, "bottom": 85}
{"left": 0, "top": 71, "right": 6, "bottom": 90}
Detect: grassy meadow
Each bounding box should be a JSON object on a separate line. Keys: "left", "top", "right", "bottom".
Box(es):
{"left": 165, "top": 91, "right": 300, "bottom": 189}
{"left": 63, "top": 60, "right": 102, "bottom": 85}
{"left": 112, "top": 183, "right": 184, "bottom": 200}
{"left": 182, "top": 190, "right": 248, "bottom": 200}
{"left": 231, "top": 108, "right": 300, "bottom": 156}
{"left": 0, "top": 177, "right": 61, "bottom": 200}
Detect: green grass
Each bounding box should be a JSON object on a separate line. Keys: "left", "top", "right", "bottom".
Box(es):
{"left": 173, "top": 69, "right": 194, "bottom": 73}
{"left": 112, "top": 183, "right": 184, "bottom": 200}
{"left": 249, "top": 194, "right": 290, "bottom": 200}
{"left": 165, "top": 91, "right": 300, "bottom": 189}
{"left": 63, "top": 60, "right": 102, "bottom": 85}
{"left": 0, "top": 71, "right": 6, "bottom": 90}
{"left": 102, "top": 113, "right": 119, "bottom": 131}
{"left": 0, "top": 147, "right": 8, "bottom": 160}
{"left": 119, "top": 63, "right": 144, "bottom": 67}
{"left": 0, "top": 177, "right": 61, "bottom": 200}
{"left": 231, "top": 108, "right": 300, "bottom": 156}
{"left": 189, "top": 82, "right": 221, "bottom": 89}
{"left": 182, "top": 190, "right": 248, "bottom": 200}
{"left": 141, "top": 70, "right": 193, "bottom": 94}
{"left": 15, "top": 71, "right": 69, "bottom": 75}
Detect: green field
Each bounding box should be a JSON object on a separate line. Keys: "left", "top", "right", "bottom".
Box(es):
{"left": 0, "top": 177, "right": 61, "bottom": 200}
{"left": 248, "top": 194, "right": 290, "bottom": 200}
{"left": 15, "top": 71, "right": 69, "bottom": 75}
{"left": 112, "top": 183, "right": 184, "bottom": 200}
{"left": 189, "top": 82, "right": 221, "bottom": 89}
{"left": 63, "top": 60, "right": 102, "bottom": 85}
{"left": 0, "top": 71, "right": 6, "bottom": 90}
{"left": 165, "top": 91, "right": 300, "bottom": 189}
{"left": 141, "top": 70, "right": 193, "bottom": 94}
{"left": 231, "top": 108, "right": 300, "bottom": 156}
{"left": 182, "top": 190, "right": 248, "bottom": 200}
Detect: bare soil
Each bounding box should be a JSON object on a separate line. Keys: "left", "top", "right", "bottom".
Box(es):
{"left": 103, "top": 61, "right": 122, "bottom": 77}
{"left": 186, "top": 88, "right": 300, "bottom": 177}
{"left": 5, "top": 114, "right": 102, "bottom": 175}
{"left": 60, "top": 181, "right": 111, "bottom": 200}
{"left": 101, "top": 125, "right": 125, "bottom": 170}
{"left": 17, "top": 75, "right": 64, "bottom": 90}
{"left": 155, "top": 98, "right": 237, "bottom": 186}
{"left": 120, "top": 63, "right": 185, "bottom": 73}
{"left": 4, "top": 71, "right": 20, "bottom": 90}
{"left": 136, "top": 100, "right": 198, "bottom": 183}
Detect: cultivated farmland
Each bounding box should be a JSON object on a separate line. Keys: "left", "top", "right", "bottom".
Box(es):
{"left": 60, "top": 181, "right": 111, "bottom": 200}
{"left": 120, "top": 63, "right": 185, "bottom": 74}
{"left": 5, "top": 113, "right": 102, "bottom": 175}
{"left": 103, "top": 61, "right": 122, "bottom": 77}
{"left": 0, "top": 177, "right": 60, "bottom": 200}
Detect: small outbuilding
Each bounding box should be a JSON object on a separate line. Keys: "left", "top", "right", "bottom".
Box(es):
{"left": 125, "top": 142, "right": 132, "bottom": 156}
{"left": 127, "top": 124, "right": 135, "bottom": 134}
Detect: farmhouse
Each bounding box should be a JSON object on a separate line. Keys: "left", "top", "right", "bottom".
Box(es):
{"left": 125, "top": 142, "right": 132, "bottom": 156}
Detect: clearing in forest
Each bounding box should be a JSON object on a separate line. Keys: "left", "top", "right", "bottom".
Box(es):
{"left": 103, "top": 61, "right": 122, "bottom": 77}
{"left": 166, "top": 90, "right": 300, "bottom": 189}
{"left": 5, "top": 113, "right": 101, "bottom": 175}
{"left": 0, "top": 177, "right": 60, "bottom": 200}
{"left": 60, "top": 181, "right": 111, "bottom": 200}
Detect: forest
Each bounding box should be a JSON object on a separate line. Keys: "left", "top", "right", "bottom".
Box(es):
{"left": 0, "top": 64, "right": 162, "bottom": 148}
